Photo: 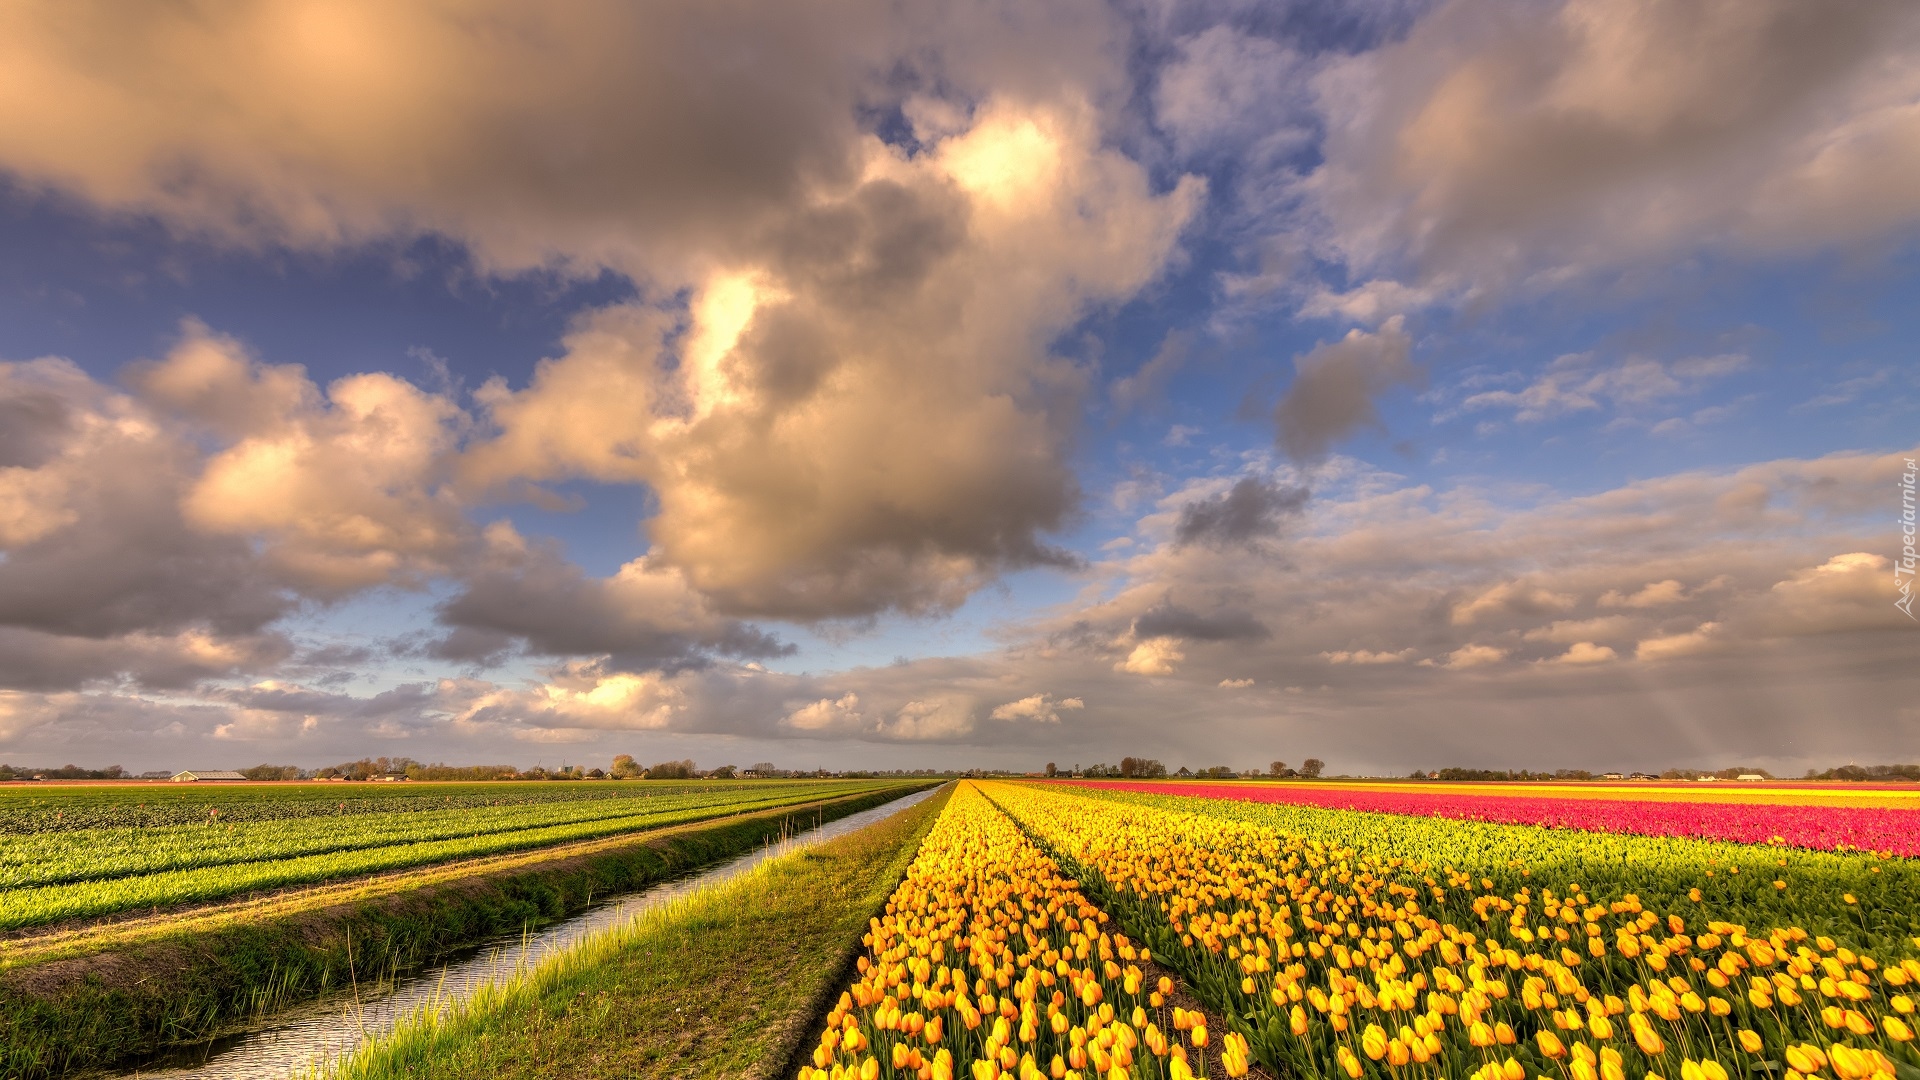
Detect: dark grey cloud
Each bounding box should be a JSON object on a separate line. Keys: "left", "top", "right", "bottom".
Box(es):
{"left": 0, "top": 627, "right": 291, "bottom": 692}
{"left": 1132, "top": 600, "right": 1270, "bottom": 642}
{"left": 422, "top": 627, "right": 521, "bottom": 668}
{"left": 436, "top": 535, "right": 791, "bottom": 671}
{"left": 1272, "top": 317, "right": 1418, "bottom": 460}
{"left": 1174, "top": 476, "right": 1308, "bottom": 546}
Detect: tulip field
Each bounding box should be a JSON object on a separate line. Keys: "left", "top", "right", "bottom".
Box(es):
{"left": 803, "top": 780, "right": 1919, "bottom": 1080}
{"left": 0, "top": 780, "right": 885, "bottom": 930}
{"left": 1074, "top": 782, "right": 1920, "bottom": 856}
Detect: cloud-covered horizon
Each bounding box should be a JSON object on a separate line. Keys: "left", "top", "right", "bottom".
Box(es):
{"left": 1, "top": 0, "right": 1916, "bottom": 774}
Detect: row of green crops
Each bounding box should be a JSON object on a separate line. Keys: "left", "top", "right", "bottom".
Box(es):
{"left": 985, "top": 782, "right": 1918, "bottom": 1080}
{"left": 0, "top": 778, "right": 764, "bottom": 834}
{"left": 0, "top": 781, "right": 884, "bottom": 929}
{"left": 0, "top": 782, "right": 860, "bottom": 890}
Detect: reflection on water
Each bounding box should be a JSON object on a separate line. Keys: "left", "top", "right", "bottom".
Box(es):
{"left": 118, "top": 786, "right": 941, "bottom": 1079}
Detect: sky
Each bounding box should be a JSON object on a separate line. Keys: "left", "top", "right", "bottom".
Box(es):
{"left": 0, "top": 0, "right": 1916, "bottom": 777}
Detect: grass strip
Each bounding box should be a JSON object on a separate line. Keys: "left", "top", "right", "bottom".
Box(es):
{"left": 327, "top": 783, "right": 953, "bottom": 1080}
{"left": 0, "top": 784, "right": 928, "bottom": 1079}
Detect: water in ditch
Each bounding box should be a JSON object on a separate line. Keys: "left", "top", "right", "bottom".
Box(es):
{"left": 114, "top": 785, "right": 943, "bottom": 1079}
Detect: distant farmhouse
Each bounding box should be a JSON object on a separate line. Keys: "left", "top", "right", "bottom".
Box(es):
{"left": 170, "top": 770, "right": 247, "bottom": 782}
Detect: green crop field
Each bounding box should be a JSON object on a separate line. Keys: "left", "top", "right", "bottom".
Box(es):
{"left": 0, "top": 779, "right": 883, "bottom": 930}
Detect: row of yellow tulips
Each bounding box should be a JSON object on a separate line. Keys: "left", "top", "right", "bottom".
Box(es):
{"left": 802, "top": 782, "right": 1253, "bottom": 1080}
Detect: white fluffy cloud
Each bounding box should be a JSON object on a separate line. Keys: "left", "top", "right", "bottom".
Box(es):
{"left": 989, "top": 694, "right": 1084, "bottom": 724}
{"left": 1115, "top": 637, "right": 1185, "bottom": 676}
{"left": 133, "top": 322, "right": 469, "bottom": 593}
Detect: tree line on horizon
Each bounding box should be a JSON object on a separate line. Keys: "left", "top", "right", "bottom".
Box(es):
{"left": 1043, "top": 758, "right": 1327, "bottom": 780}
{"left": 5, "top": 759, "right": 1919, "bottom": 783}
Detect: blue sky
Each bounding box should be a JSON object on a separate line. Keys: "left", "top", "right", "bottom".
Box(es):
{"left": 0, "top": 0, "right": 1915, "bottom": 775}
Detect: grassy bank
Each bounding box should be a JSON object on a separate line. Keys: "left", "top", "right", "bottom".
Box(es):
{"left": 0, "top": 784, "right": 927, "bottom": 1079}
{"left": 328, "top": 783, "right": 952, "bottom": 1080}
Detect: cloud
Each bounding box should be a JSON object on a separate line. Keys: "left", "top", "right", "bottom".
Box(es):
{"left": 2, "top": 448, "right": 1911, "bottom": 772}
{"left": 1154, "top": 25, "right": 1310, "bottom": 160}
{"left": 1522, "top": 616, "right": 1635, "bottom": 644}
{"left": 0, "top": 0, "right": 1112, "bottom": 281}
{"left": 989, "top": 693, "right": 1084, "bottom": 724}
{"left": 1131, "top": 601, "right": 1269, "bottom": 643}
{"left": 1273, "top": 317, "right": 1419, "bottom": 461}
{"left": 455, "top": 662, "right": 687, "bottom": 732}
{"left": 1446, "top": 353, "right": 1748, "bottom": 425}
{"left": 783, "top": 692, "right": 865, "bottom": 732}
{"left": 1322, "top": 648, "right": 1416, "bottom": 664}
{"left": 1598, "top": 579, "right": 1693, "bottom": 608}
{"left": 1634, "top": 623, "right": 1722, "bottom": 661}
{"left": 1440, "top": 644, "right": 1507, "bottom": 668}
{"left": 1743, "top": 552, "right": 1904, "bottom": 636}
{"left": 434, "top": 522, "right": 788, "bottom": 671}
{"left": 1548, "top": 641, "right": 1617, "bottom": 665}
{"left": 1111, "top": 332, "right": 1190, "bottom": 414}
{"left": 460, "top": 100, "right": 1201, "bottom": 620}
{"left": 0, "top": 626, "right": 290, "bottom": 693}
{"left": 131, "top": 322, "right": 470, "bottom": 594}
{"left": 884, "top": 697, "right": 976, "bottom": 741}
{"left": 1451, "top": 581, "right": 1576, "bottom": 625}
{"left": 1115, "top": 636, "right": 1185, "bottom": 676}
{"left": 0, "top": 357, "right": 294, "bottom": 650}
{"left": 1174, "top": 476, "right": 1310, "bottom": 547}
{"left": 1304, "top": 0, "right": 1920, "bottom": 294}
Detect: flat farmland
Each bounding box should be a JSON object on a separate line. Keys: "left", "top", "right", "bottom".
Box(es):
{"left": 0, "top": 779, "right": 885, "bottom": 930}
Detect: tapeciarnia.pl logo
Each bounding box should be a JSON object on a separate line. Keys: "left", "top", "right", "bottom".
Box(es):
{"left": 1899, "top": 457, "right": 1917, "bottom": 620}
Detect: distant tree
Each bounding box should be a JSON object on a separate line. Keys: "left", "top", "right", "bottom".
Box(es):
{"left": 1300, "top": 758, "right": 1325, "bottom": 779}
{"left": 1083, "top": 762, "right": 1118, "bottom": 778}
{"left": 1803, "top": 763, "right": 1918, "bottom": 781}
{"left": 405, "top": 763, "right": 517, "bottom": 780}
{"left": 1119, "top": 757, "right": 1166, "bottom": 778}
{"left": 1045, "top": 762, "right": 1058, "bottom": 778}
{"left": 1269, "top": 761, "right": 1288, "bottom": 777}
{"left": 709, "top": 765, "right": 738, "bottom": 779}
{"left": 241, "top": 764, "right": 301, "bottom": 781}
{"left": 610, "top": 754, "right": 642, "bottom": 779}
{"left": 647, "top": 759, "right": 696, "bottom": 780}
{"left": 1200, "top": 765, "right": 1234, "bottom": 779}
{"left": 749, "top": 761, "right": 780, "bottom": 777}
